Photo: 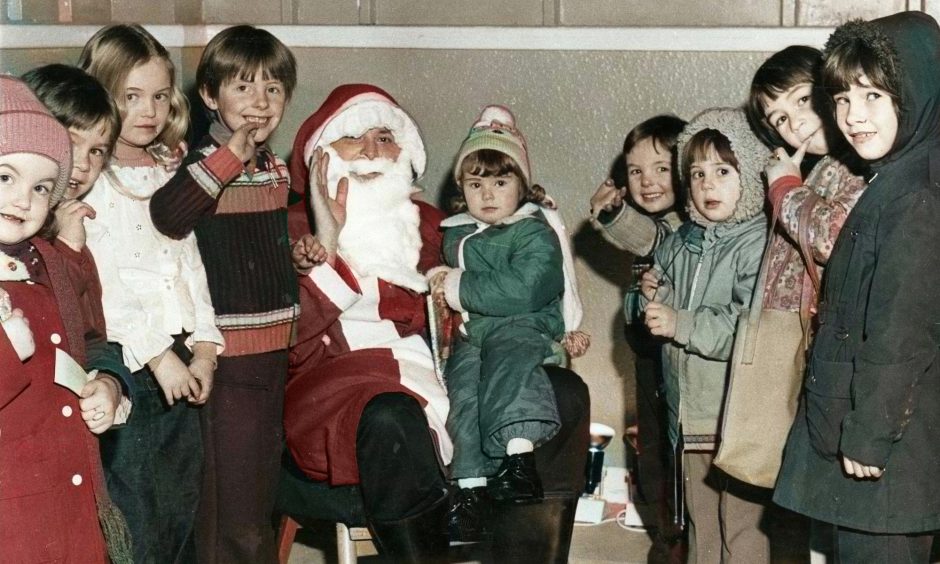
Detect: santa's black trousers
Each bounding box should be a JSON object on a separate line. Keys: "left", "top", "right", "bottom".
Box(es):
{"left": 356, "top": 392, "right": 448, "bottom": 521}
{"left": 354, "top": 366, "right": 590, "bottom": 522}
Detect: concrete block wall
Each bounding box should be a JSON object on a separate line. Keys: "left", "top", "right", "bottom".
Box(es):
{"left": 1, "top": 0, "right": 928, "bottom": 25}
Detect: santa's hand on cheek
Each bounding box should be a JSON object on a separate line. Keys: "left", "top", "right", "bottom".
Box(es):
{"left": 227, "top": 122, "right": 260, "bottom": 164}
{"left": 308, "top": 147, "right": 348, "bottom": 264}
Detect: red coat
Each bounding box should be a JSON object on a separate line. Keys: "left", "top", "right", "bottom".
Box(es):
{"left": 284, "top": 200, "right": 453, "bottom": 485}
{"left": 0, "top": 238, "right": 108, "bottom": 563}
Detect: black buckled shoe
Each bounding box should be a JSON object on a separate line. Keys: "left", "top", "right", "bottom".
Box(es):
{"left": 487, "top": 452, "right": 543, "bottom": 504}
{"left": 447, "top": 486, "right": 492, "bottom": 543}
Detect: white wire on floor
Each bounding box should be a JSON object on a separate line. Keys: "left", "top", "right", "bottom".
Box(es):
{"left": 573, "top": 508, "right": 647, "bottom": 533}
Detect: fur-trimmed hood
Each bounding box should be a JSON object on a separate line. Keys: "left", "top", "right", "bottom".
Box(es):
{"left": 824, "top": 12, "right": 940, "bottom": 180}
{"left": 676, "top": 107, "right": 769, "bottom": 227}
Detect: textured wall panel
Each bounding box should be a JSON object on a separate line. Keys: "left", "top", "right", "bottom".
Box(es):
{"left": 295, "top": 0, "right": 360, "bottom": 25}
{"left": 374, "top": 0, "right": 544, "bottom": 26}
{"left": 174, "top": 0, "right": 201, "bottom": 24}
{"left": 111, "top": 0, "right": 175, "bottom": 23}
{"left": 71, "top": 0, "right": 111, "bottom": 23}
{"left": 796, "top": 0, "right": 906, "bottom": 26}
{"left": 5, "top": 0, "right": 59, "bottom": 23}
{"left": 559, "top": 0, "right": 780, "bottom": 26}
{"left": 202, "top": 0, "right": 283, "bottom": 23}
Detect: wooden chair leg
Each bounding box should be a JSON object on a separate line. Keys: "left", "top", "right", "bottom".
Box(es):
{"left": 277, "top": 515, "right": 301, "bottom": 564}
{"left": 336, "top": 522, "right": 358, "bottom": 564}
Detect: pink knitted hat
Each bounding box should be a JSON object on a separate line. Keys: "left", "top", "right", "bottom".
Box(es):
{"left": 0, "top": 75, "right": 72, "bottom": 206}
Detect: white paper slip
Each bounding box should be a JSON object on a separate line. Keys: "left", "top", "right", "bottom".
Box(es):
{"left": 114, "top": 395, "right": 132, "bottom": 426}
{"left": 54, "top": 347, "right": 98, "bottom": 395}
{"left": 53, "top": 347, "right": 132, "bottom": 425}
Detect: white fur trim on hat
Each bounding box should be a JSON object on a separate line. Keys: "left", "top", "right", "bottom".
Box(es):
{"left": 303, "top": 95, "right": 426, "bottom": 178}
{"left": 475, "top": 105, "right": 516, "bottom": 129}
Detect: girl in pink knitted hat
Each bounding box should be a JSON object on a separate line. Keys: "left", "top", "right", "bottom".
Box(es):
{"left": 0, "top": 74, "right": 128, "bottom": 563}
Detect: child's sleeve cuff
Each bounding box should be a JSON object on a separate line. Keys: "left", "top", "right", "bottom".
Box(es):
{"left": 768, "top": 175, "right": 803, "bottom": 212}
{"left": 443, "top": 269, "right": 465, "bottom": 313}
{"left": 674, "top": 309, "right": 694, "bottom": 346}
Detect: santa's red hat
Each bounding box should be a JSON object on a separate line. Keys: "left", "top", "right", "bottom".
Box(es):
{"left": 288, "top": 84, "right": 426, "bottom": 195}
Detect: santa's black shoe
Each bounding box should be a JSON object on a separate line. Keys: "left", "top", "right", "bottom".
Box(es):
{"left": 488, "top": 452, "right": 543, "bottom": 504}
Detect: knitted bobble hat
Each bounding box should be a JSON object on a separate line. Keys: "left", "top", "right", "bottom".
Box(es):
{"left": 453, "top": 105, "right": 531, "bottom": 185}
{"left": 676, "top": 107, "right": 768, "bottom": 226}
{"left": 0, "top": 75, "right": 71, "bottom": 206}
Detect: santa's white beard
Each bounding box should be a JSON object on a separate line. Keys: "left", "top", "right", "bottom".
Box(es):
{"left": 323, "top": 145, "right": 427, "bottom": 292}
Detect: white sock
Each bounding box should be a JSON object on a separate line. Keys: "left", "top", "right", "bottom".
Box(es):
{"left": 458, "top": 477, "right": 487, "bottom": 489}
{"left": 506, "top": 438, "right": 534, "bottom": 456}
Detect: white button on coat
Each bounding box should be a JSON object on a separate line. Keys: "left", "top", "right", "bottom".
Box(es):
{"left": 71, "top": 474, "right": 83, "bottom": 486}
{"left": 50, "top": 333, "right": 62, "bottom": 345}
{"left": 61, "top": 406, "right": 73, "bottom": 417}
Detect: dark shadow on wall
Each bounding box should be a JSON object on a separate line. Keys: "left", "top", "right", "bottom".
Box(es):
{"left": 572, "top": 219, "right": 635, "bottom": 427}
{"left": 572, "top": 153, "right": 640, "bottom": 460}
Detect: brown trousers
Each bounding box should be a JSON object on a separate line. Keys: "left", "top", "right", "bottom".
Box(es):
{"left": 683, "top": 452, "right": 771, "bottom": 564}
{"left": 196, "top": 350, "right": 288, "bottom": 564}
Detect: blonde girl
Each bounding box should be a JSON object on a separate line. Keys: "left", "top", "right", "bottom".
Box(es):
{"left": 79, "top": 24, "right": 223, "bottom": 563}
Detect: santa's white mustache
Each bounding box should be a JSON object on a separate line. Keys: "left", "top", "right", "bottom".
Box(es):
{"left": 345, "top": 157, "right": 398, "bottom": 177}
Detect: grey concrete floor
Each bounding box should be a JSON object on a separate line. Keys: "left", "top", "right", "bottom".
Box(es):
{"left": 285, "top": 518, "right": 654, "bottom": 563}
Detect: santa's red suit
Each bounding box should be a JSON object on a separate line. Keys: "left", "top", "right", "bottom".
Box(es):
{"left": 284, "top": 84, "right": 452, "bottom": 486}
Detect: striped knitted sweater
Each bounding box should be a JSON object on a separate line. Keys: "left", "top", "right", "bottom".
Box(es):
{"left": 150, "top": 123, "right": 299, "bottom": 356}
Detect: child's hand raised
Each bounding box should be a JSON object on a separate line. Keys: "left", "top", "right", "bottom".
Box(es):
{"left": 644, "top": 302, "right": 677, "bottom": 338}
{"left": 150, "top": 349, "right": 200, "bottom": 406}
{"left": 589, "top": 178, "right": 627, "bottom": 218}
{"left": 227, "top": 122, "right": 260, "bottom": 164}
{"left": 79, "top": 374, "right": 121, "bottom": 434}
{"left": 292, "top": 234, "right": 329, "bottom": 273}
{"left": 307, "top": 147, "right": 348, "bottom": 258}
{"left": 764, "top": 139, "right": 808, "bottom": 187}
{"left": 54, "top": 199, "right": 96, "bottom": 252}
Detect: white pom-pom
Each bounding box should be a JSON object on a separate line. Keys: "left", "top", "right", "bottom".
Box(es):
{"left": 475, "top": 105, "right": 515, "bottom": 128}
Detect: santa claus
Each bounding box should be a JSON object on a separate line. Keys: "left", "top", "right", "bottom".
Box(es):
{"left": 284, "top": 85, "right": 590, "bottom": 564}
{"left": 284, "top": 84, "right": 453, "bottom": 560}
